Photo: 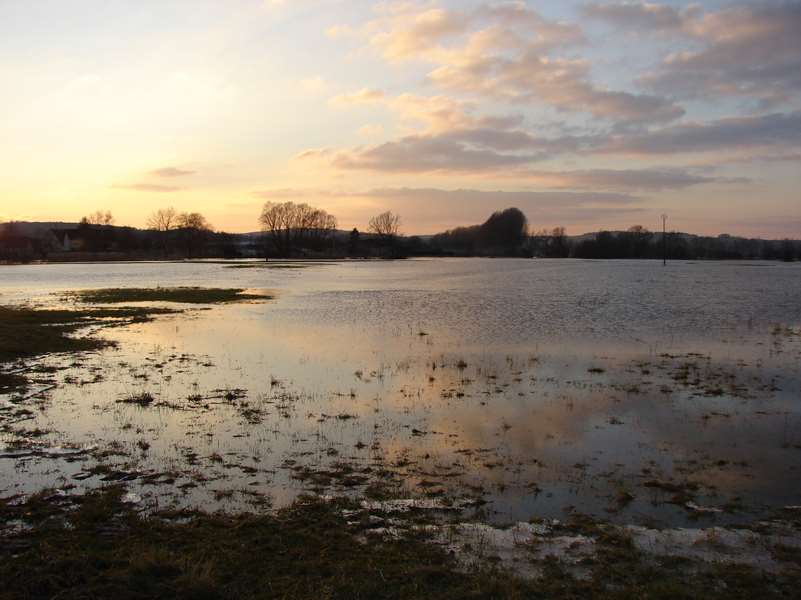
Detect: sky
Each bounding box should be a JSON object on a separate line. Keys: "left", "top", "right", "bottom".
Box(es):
{"left": 0, "top": 0, "right": 799, "bottom": 237}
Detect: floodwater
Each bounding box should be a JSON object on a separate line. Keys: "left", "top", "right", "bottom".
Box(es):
{"left": 1, "top": 258, "right": 800, "bottom": 526}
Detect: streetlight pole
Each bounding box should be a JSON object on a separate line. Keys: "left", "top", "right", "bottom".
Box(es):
{"left": 662, "top": 214, "right": 668, "bottom": 266}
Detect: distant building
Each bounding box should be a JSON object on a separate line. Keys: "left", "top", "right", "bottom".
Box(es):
{"left": 51, "top": 229, "right": 86, "bottom": 252}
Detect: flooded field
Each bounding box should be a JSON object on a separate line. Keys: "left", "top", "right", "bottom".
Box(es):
{"left": 2, "top": 258, "right": 801, "bottom": 529}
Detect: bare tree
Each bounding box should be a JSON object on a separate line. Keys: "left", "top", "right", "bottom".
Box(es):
{"left": 85, "top": 210, "right": 114, "bottom": 226}
{"left": 368, "top": 211, "right": 401, "bottom": 239}
{"left": 177, "top": 212, "right": 213, "bottom": 258}
{"left": 147, "top": 207, "right": 178, "bottom": 257}
{"left": 305, "top": 210, "right": 338, "bottom": 246}
{"left": 177, "top": 212, "right": 212, "bottom": 232}
{"left": 259, "top": 202, "right": 296, "bottom": 257}
{"left": 259, "top": 201, "right": 337, "bottom": 257}
{"left": 550, "top": 226, "right": 570, "bottom": 258}
{"left": 147, "top": 207, "right": 177, "bottom": 232}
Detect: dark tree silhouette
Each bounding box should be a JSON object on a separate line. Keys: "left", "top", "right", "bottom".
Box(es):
{"left": 85, "top": 210, "right": 114, "bottom": 226}
{"left": 368, "top": 211, "right": 401, "bottom": 240}
{"left": 259, "top": 201, "right": 337, "bottom": 258}
{"left": 147, "top": 207, "right": 178, "bottom": 256}
{"left": 479, "top": 208, "right": 528, "bottom": 250}
{"left": 432, "top": 207, "right": 529, "bottom": 256}
{"left": 348, "top": 228, "right": 361, "bottom": 256}
{"left": 177, "top": 212, "right": 213, "bottom": 258}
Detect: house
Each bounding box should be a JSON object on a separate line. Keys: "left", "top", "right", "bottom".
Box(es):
{"left": 51, "top": 229, "right": 87, "bottom": 252}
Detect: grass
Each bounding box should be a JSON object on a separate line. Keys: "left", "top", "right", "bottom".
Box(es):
{"left": 1, "top": 487, "right": 799, "bottom": 600}
{"left": 0, "top": 487, "right": 532, "bottom": 600}
{"left": 0, "top": 306, "right": 107, "bottom": 363}
{"left": 1, "top": 286, "right": 267, "bottom": 371}
{"left": 0, "top": 371, "right": 27, "bottom": 391}
{"left": 0, "top": 305, "right": 176, "bottom": 363}
{"left": 118, "top": 392, "right": 156, "bottom": 406}
{"left": 68, "top": 287, "right": 269, "bottom": 304}
{"left": 0, "top": 287, "right": 266, "bottom": 387}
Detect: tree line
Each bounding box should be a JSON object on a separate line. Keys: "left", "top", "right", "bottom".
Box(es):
{"left": 557, "top": 227, "right": 800, "bottom": 261}
{"left": 258, "top": 202, "right": 402, "bottom": 258}
{"left": 1, "top": 202, "right": 799, "bottom": 262}
{"left": 258, "top": 202, "right": 799, "bottom": 261}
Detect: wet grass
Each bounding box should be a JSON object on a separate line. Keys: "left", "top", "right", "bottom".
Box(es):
{"left": 1, "top": 487, "right": 799, "bottom": 600}
{"left": 0, "top": 306, "right": 101, "bottom": 362}
{"left": 0, "top": 371, "right": 27, "bottom": 391}
{"left": 0, "top": 487, "right": 531, "bottom": 600}
{"left": 0, "top": 305, "right": 175, "bottom": 363}
{"left": 68, "top": 287, "right": 270, "bottom": 304}
{"left": 118, "top": 392, "right": 156, "bottom": 406}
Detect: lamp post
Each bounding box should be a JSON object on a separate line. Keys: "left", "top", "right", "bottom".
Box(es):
{"left": 661, "top": 214, "right": 668, "bottom": 266}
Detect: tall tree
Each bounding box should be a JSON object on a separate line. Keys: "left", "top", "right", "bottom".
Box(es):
{"left": 147, "top": 207, "right": 177, "bottom": 232}
{"left": 177, "top": 212, "right": 213, "bottom": 258}
{"left": 147, "top": 207, "right": 178, "bottom": 256}
{"left": 549, "top": 226, "right": 570, "bottom": 258}
{"left": 85, "top": 210, "right": 114, "bottom": 226}
{"left": 479, "top": 208, "right": 528, "bottom": 250}
{"left": 368, "top": 211, "right": 401, "bottom": 240}
{"left": 259, "top": 201, "right": 337, "bottom": 257}
{"left": 178, "top": 212, "right": 212, "bottom": 232}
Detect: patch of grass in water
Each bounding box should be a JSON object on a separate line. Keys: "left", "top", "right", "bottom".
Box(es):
{"left": 0, "top": 305, "right": 177, "bottom": 363}
{"left": 0, "top": 306, "right": 107, "bottom": 363}
{"left": 0, "top": 371, "right": 27, "bottom": 391}
{"left": 118, "top": 392, "right": 156, "bottom": 406}
{"left": 68, "top": 287, "right": 270, "bottom": 304}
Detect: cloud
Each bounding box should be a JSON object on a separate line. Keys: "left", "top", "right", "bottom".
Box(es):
{"left": 333, "top": 91, "right": 493, "bottom": 133}
{"left": 605, "top": 111, "right": 801, "bottom": 155}
{"left": 427, "top": 54, "right": 684, "bottom": 123}
{"left": 385, "top": 93, "right": 475, "bottom": 132}
{"left": 366, "top": 3, "right": 583, "bottom": 61}
{"left": 342, "top": 2, "right": 683, "bottom": 125}
{"left": 517, "top": 168, "right": 723, "bottom": 191}
{"left": 327, "top": 109, "right": 801, "bottom": 170}
{"left": 368, "top": 186, "right": 639, "bottom": 205}
{"left": 113, "top": 183, "right": 184, "bottom": 193}
{"left": 150, "top": 167, "right": 195, "bottom": 177}
{"left": 318, "top": 4, "right": 799, "bottom": 175}
{"left": 329, "top": 88, "right": 385, "bottom": 106}
{"left": 581, "top": 2, "right": 699, "bottom": 31}
{"left": 368, "top": 7, "right": 471, "bottom": 61}
{"left": 295, "top": 147, "right": 332, "bottom": 161}
{"left": 251, "top": 186, "right": 642, "bottom": 205}
{"left": 588, "top": 2, "right": 801, "bottom": 107}
{"left": 318, "top": 79, "right": 800, "bottom": 172}
{"left": 323, "top": 90, "right": 600, "bottom": 172}
{"left": 329, "top": 134, "right": 538, "bottom": 173}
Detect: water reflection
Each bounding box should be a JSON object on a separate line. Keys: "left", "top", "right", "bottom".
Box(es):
{"left": 1, "top": 259, "right": 800, "bottom": 526}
